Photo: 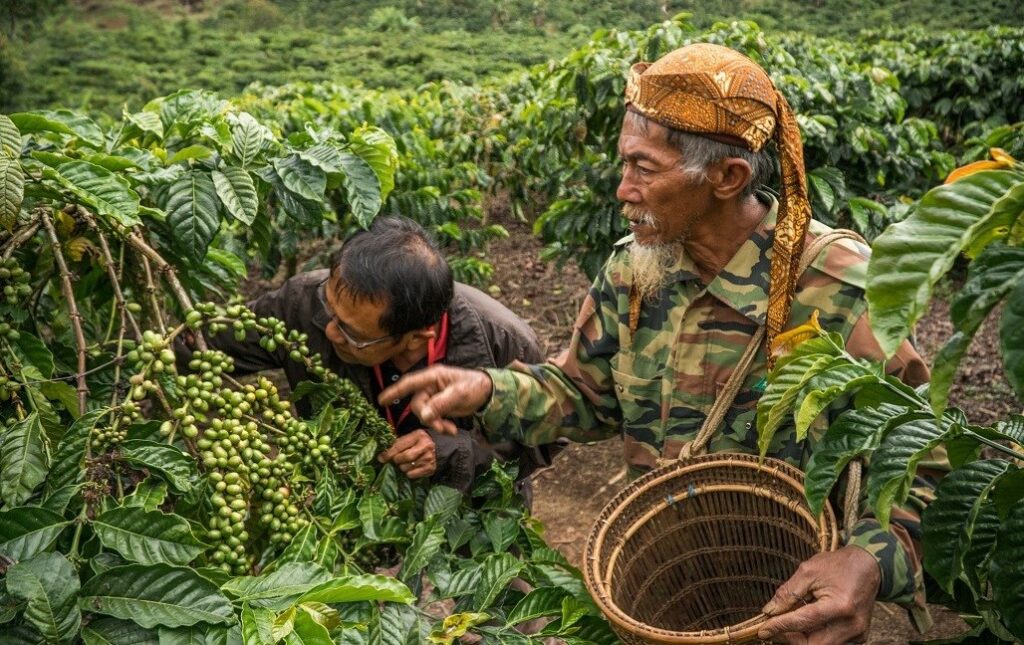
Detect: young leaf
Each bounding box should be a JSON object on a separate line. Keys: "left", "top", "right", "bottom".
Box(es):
{"left": 79, "top": 563, "right": 234, "bottom": 629}
{"left": 165, "top": 171, "right": 220, "bottom": 262}
{"left": 347, "top": 126, "right": 397, "bottom": 201}
{"left": 288, "top": 607, "right": 332, "bottom": 645}
{"left": 793, "top": 362, "right": 883, "bottom": 440}
{"left": 93, "top": 506, "right": 207, "bottom": 566}
{"left": 241, "top": 604, "right": 275, "bottom": 645}
{"left": 125, "top": 110, "right": 164, "bottom": 140}
{"left": 124, "top": 478, "right": 169, "bottom": 511}
{"left": 1, "top": 413, "right": 49, "bottom": 507}
{"left": 922, "top": 459, "right": 1012, "bottom": 594}
{"left": 757, "top": 351, "right": 841, "bottom": 455}
{"left": 297, "top": 574, "right": 415, "bottom": 605}
{"left": 6, "top": 552, "right": 81, "bottom": 641}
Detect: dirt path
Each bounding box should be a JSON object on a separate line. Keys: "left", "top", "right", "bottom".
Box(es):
{"left": 483, "top": 216, "right": 1019, "bottom": 643}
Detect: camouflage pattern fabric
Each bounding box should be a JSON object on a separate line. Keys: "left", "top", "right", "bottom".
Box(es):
{"left": 481, "top": 196, "right": 941, "bottom": 629}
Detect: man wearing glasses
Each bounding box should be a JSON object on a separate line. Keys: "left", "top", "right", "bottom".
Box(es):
{"left": 206, "top": 215, "right": 555, "bottom": 496}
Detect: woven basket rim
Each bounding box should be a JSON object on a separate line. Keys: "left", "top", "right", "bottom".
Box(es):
{"left": 583, "top": 453, "right": 838, "bottom": 644}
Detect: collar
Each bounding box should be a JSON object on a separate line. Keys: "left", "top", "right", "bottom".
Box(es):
{"left": 704, "top": 195, "right": 777, "bottom": 326}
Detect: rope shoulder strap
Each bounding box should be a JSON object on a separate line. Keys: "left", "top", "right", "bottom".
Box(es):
{"left": 675, "top": 228, "right": 866, "bottom": 462}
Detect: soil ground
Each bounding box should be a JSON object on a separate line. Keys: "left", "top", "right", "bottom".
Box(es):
{"left": 481, "top": 215, "right": 1020, "bottom": 643}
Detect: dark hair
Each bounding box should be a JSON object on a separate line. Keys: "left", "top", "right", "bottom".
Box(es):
{"left": 330, "top": 216, "right": 454, "bottom": 336}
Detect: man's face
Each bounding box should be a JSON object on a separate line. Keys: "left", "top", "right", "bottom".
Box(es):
{"left": 615, "top": 116, "right": 711, "bottom": 246}
{"left": 323, "top": 280, "right": 403, "bottom": 367}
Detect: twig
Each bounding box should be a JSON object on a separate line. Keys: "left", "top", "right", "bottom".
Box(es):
{"left": 80, "top": 211, "right": 143, "bottom": 339}
{"left": 40, "top": 211, "right": 89, "bottom": 413}
{"left": 0, "top": 219, "right": 40, "bottom": 260}
{"left": 137, "top": 251, "right": 167, "bottom": 336}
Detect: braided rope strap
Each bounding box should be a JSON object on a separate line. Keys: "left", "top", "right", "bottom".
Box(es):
{"left": 672, "top": 228, "right": 867, "bottom": 534}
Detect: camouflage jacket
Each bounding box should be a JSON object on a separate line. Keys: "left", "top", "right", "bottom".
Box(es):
{"left": 481, "top": 197, "right": 942, "bottom": 629}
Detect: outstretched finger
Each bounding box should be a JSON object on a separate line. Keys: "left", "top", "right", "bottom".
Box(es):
{"left": 757, "top": 604, "right": 829, "bottom": 640}
{"left": 408, "top": 390, "right": 459, "bottom": 435}
{"left": 762, "top": 566, "right": 816, "bottom": 617}
{"left": 379, "top": 367, "right": 444, "bottom": 404}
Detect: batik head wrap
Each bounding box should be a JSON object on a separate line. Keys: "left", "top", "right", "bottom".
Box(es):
{"left": 624, "top": 43, "right": 811, "bottom": 367}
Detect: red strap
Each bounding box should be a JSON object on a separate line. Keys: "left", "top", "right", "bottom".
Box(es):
{"left": 373, "top": 312, "right": 449, "bottom": 431}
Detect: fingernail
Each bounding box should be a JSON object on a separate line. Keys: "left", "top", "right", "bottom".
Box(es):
{"left": 757, "top": 630, "right": 770, "bottom": 640}
{"left": 762, "top": 601, "right": 776, "bottom": 615}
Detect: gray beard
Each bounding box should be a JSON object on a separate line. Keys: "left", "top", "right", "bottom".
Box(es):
{"left": 628, "top": 238, "right": 683, "bottom": 302}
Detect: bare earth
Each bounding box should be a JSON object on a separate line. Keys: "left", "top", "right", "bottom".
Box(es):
{"left": 483, "top": 216, "right": 1019, "bottom": 643}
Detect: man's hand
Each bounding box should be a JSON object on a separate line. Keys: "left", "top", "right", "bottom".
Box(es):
{"left": 378, "top": 365, "right": 493, "bottom": 435}
{"left": 757, "top": 546, "right": 880, "bottom": 644}
{"left": 377, "top": 429, "right": 437, "bottom": 479}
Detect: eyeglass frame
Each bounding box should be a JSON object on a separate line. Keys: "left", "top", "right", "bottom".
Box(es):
{"left": 319, "top": 281, "right": 400, "bottom": 350}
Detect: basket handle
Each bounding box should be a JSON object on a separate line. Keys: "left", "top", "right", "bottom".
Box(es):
{"left": 675, "top": 228, "right": 868, "bottom": 461}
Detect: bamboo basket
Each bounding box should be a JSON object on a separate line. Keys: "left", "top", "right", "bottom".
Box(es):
{"left": 583, "top": 453, "right": 838, "bottom": 644}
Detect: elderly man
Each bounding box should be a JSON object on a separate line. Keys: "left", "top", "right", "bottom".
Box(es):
{"left": 201, "top": 215, "right": 558, "bottom": 497}
{"left": 381, "top": 44, "right": 940, "bottom": 642}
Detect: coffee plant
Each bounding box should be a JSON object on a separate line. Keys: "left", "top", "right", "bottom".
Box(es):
{"left": 0, "top": 107, "right": 617, "bottom": 642}
{"left": 757, "top": 149, "right": 1024, "bottom": 641}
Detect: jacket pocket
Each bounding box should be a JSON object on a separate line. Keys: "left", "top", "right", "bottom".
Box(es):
{"left": 611, "top": 366, "right": 663, "bottom": 445}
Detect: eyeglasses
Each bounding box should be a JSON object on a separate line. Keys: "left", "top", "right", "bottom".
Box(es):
{"left": 328, "top": 315, "right": 397, "bottom": 350}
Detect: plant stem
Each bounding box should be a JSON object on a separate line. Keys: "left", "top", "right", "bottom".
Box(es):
{"left": 962, "top": 429, "right": 1024, "bottom": 460}
{"left": 0, "top": 219, "right": 40, "bottom": 260}
{"left": 40, "top": 210, "right": 89, "bottom": 413}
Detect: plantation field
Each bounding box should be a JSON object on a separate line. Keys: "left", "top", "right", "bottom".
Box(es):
{"left": 2, "top": 1, "right": 1024, "bottom": 643}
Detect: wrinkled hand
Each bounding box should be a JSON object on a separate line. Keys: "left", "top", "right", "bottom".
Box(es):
{"left": 378, "top": 365, "right": 493, "bottom": 435}
{"left": 757, "top": 546, "right": 880, "bottom": 644}
{"left": 377, "top": 429, "right": 437, "bottom": 479}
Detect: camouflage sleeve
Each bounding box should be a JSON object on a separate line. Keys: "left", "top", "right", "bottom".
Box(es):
{"left": 479, "top": 266, "right": 625, "bottom": 446}
{"left": 844, "top": 312, "right": 946, "bottom": 632}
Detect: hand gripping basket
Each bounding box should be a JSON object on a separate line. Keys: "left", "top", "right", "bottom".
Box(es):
{"left": 582, "top": 452, "right": 839, "bottom": 644}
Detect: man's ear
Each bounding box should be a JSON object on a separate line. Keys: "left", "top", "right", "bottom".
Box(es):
{"left": 401, "top": 327, "right": 436, "bottom": 351}
{"left": 708, "top": 157, "right": 752, "bottom": 200}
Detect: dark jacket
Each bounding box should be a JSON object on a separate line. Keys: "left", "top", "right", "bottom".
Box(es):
{"left": 201, "top": 269, "right": 558, "bottom": 495}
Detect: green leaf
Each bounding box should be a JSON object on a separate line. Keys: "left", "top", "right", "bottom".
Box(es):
{"left": 347, "top": 127, "right": 397, "bottom": 201}
{"left": 337, "top": 150, "right": 381, "bottom": 228}
{"left": 0, "top": 506, "right": 68, "bottom": 561}
{"left": 241, "top": 604, "right": 275, "bottom": 645}
{"left": 297, "top": 143, "right": 344, "bottom": 174}
{"left": 81, "top": 617, "right": 159, "bottom": 645}
{"left": 1000, "top": 277, "right": 1024, "bottom": 401}
{"left": 0, "top": 113, "right": 21, "bottom": 156}
{"left": 6, "top": 552, "right": 81, "bottom": 642}
{"left": 424, "top": 486, "right": 462, "bottom": 524}
{"left": 0, "top": 156, "right": 24, "bottom": 231}
{"left": 867, "top": 169, "right": 1023, "bottom": 357}
{"left": 288, "top": 607, "right": 333, "bottom": 645}
{"left": 212, "top": 167, "right": 258, "bottom": 225}
{"left": 47, "top": 408, "right": 107, "bottom": 493}
{"left": 222, "top": 562, "right": 331, "bottom": 610}
{"left": 868, "top": 414, "right": 955, "bottom": 527}
{"left": 483, "top": 514, "right": 519, "bottom": 554}
{"left": 932, "top": 244, "right": 1024, "bottom": 414}
{"left": 273, "top": 155, "right": 325, "bottom": 202}
{"left": 298, "top": 574, "right": 415, "bottom": 605}
{"left": 276, "top": 524, "right": 319, "bottom": 566}
{"left": 506, "top": 587, "right": 570, "bottom": 625}
{"left": 358, "top": 494, "right": 387, "bottom": 540}
{"left": 126, "top": 110, "right": 164, "bottom": 140}
{"left": 9, "top": 112, "right": 76, "bottom": 137}
{"left": 79, "top": 563, "right": 234, "bottom": 629}
{"left": 124, "top": 478, "right": 169, "bottom": 511}
{"left": 120, "top": 440, "right": 198, "bottom": 493}
{"left": 57, "top": 160, "right": 141, "bottom": 227}
{"left": 165, "top": 171, "right": 220, "bottom": 263}
{"left": 991, "top": 500, "right": 1024, "bottom": 639}
{"left": 440, "top": 564, "right": 481, "bottom": 598}
{"left": 12, "top": 332, "right": 55, "bottom": 379}
{"left": 157, "top": 623, "right": 242, "bottom": 645}
{"left": 962, "top": 499, "right": 1001, "bottom": 594}
{"left": 168, "top": 145, "right": 213, "bottom": 165}
{"left": 1, "top": 413, "right": 48, "bottom": 506}
{"left": 793, "top": 362, "right": 883, "bottom": 440}
{"left": 399, "top": 518, "right": 445, "bottom": 584}
{"left": 472, "top": 553, "right": 522, "bottom": 610}
{"left": 804, "top": 404, "right": 913, "bottom": 517}
{"left": 271, "top": 606, "right": 295, "bottom": 642}
{"left": 94, "top": 506, "right": 207, "bottom": 566}
{"left": 229, "top": 113, "right": 271, "bottom": 168}
{"left": 922, "top": 459, "right": 1012, "bottom": 594}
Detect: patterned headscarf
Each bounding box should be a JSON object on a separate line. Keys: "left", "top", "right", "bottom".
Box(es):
{"left": 624, "top": 43, "right": 810, "bottom": 367}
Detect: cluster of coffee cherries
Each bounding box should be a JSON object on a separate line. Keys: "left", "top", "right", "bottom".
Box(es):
{"left": 0, "top": 257, "right": 31, "bottom": 306}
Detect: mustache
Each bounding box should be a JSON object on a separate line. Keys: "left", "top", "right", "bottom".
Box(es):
{"left": 622, "top": 205, "right": 657, "bottom": 228}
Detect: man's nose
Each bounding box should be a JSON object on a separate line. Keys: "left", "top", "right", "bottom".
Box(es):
{"left": 616, "top": 168, "right": 639, "bottom": 203}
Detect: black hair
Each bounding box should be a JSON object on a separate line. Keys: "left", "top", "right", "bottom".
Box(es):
{"left": 330, "top": 216, "right": 454, "bottom": 336}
